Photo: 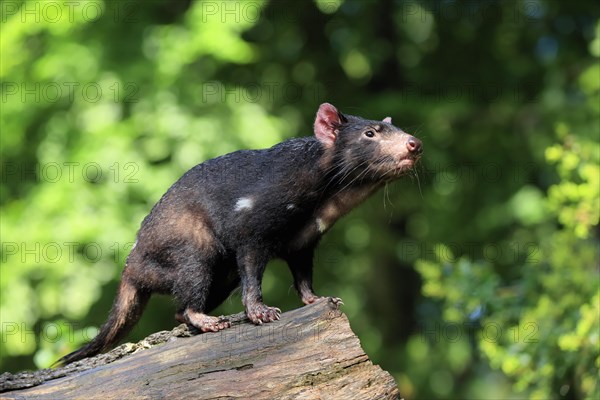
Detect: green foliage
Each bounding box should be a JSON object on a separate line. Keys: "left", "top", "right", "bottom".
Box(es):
{"left": 1, "top": 0, "right": 278, "bottom": 366}
{"left": 1, "top": 1, "right": 598, "bottom": 399}
{"left": 416, "top": 40, "right": 600, "bottom": 399}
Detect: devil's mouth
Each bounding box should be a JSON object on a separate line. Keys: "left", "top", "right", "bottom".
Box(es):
{"left": 371, "top": 154, "right": 421, "bottom": 180}
{"left": 397, "top": 158, "right": 416, "bottom": 169}
{"left": 394, "top": 154, "right": 421, "bottom": 171}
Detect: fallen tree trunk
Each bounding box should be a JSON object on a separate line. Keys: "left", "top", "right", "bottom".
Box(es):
{"left": 1, "top": 299, "right": 400, "bottom": 399}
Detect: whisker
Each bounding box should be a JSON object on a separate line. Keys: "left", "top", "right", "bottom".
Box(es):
{"left": 333, "top": 159, "right": 376, "bottom": 195}
{"left": 413, "top": 168, "right": 424, "bottom": 199}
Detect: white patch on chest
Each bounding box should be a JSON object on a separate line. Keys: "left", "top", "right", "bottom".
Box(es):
{"left": 316, "top": 218, "right": 328, "bottom": 233}
{"left": 234, "top": 197, "right": 254, "bottom": 212}
{"left": 286, "top": 204, "right": 296, "bottom": 210}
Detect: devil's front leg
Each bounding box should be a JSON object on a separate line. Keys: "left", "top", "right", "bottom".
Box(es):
{"left": 237, "top": 248, "right": 281, "bottom": 324}
{"left": 285, "top": 246, "right": 343, "bottom": 306}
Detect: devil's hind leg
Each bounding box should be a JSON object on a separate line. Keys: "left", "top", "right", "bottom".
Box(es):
{"left": 172, "top": 250, "right": 232, "bottom": 333}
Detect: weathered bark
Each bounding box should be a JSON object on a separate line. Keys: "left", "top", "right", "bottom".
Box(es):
{"left": 1, "top": 299, "right": 400, "bottom": 399}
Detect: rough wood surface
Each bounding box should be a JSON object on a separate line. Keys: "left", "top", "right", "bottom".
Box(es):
{"left": 1, "top": 299, "right": 400, "bottom": 399}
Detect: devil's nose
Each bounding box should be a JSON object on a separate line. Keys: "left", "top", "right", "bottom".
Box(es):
{"left": 406, "top": 136, "right": 423, "bottom": 154}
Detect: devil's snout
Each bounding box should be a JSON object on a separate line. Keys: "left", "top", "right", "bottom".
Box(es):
{"left": 406, "top": 136, "right": 423, "bottom": 155}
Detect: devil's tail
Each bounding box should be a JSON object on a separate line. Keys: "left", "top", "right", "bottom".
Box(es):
{"left": 55, "top": 278, "right": 150, "bottom": 366}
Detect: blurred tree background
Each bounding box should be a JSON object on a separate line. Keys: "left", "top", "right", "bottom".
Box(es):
{"left": 1, "top": 0, "right": 598, "bottom": 398}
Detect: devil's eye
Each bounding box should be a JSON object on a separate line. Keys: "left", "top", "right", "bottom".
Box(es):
{"left": 364, "top": 130, "right": 375, "bottom": 138}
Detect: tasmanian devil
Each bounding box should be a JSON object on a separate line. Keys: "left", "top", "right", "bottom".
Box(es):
{"left": 57, "top": 102, "right": 423, "bottom": 365}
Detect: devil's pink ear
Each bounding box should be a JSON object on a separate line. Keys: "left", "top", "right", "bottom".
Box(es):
{"left": 383, "top": 117, "right": 392, "bottom": 124}
{"left": 314, "top": 103, "right": 342, "bottom": 147}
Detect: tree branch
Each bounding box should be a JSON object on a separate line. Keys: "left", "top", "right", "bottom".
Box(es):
{"left": 1, "top": 299, "right": 400, "bottom": 399}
